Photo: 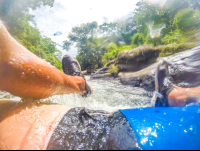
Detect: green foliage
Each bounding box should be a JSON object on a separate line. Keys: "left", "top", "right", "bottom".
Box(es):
{"left": 64, "top": 22, "right": 109, "bottom": 69}
{"left": 107, "top": 64, "right": 119, "bottom": 74}
{"left": 0, "top": 0, "right": 62, "bottom": 70}
{"left": 0, "top": 0, "right": 54, "bottom": 34}
{"left": 102, "top": 44, "right": 119, "bottom": 64}
{"left": 173, "top": 8, "right": 200, "bottom": 30}
{"left": 161, "top": 29, "right": 185, "bottom": 44}
{"left": 102, "top": 43, "right": 134, "bottom": 65}
{"left": 67, "top": 0, "right": 199, "bottom": 70}
{"left": 14, "top": 17, "right": 62, "bottom": 70}
{"left": 131, "top": 33, "right": 145, "bottom": 46}
{"left": 159, "top": 43, "right": 195, "bottom": 57}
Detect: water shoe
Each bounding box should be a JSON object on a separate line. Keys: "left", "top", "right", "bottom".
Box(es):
{"left": 62, "top": 55, "right": 93, "bottom": 97}
{"left": 151, "top": 60, "right": 174, "bottom": 107}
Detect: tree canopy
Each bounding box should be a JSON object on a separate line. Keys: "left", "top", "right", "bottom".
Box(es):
{"left": 0, "top": 0, "right": 62, "bottom": 70}
{"left": 63, "top": 0, "right": 200, "bottom": 70}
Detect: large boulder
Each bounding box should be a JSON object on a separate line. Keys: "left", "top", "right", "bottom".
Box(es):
{"left": 117, "top": 45, "right": 160, "bottom": 72}
{"left": 119, "top": 45, "right": 200, "bottom": 90}
{"left": 167, "top": 45, "right": 200, "bottom": 88}
{"left": 119, "top": 62, "right": 158, "bottom": 90}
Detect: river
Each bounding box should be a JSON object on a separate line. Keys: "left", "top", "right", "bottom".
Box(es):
{"left": 0, "top": 76, "right": 153, "bottom": 112}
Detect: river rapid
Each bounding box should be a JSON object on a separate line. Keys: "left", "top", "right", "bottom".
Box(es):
{"left": 0, "top": 76, "right": 153, "bottom": 112}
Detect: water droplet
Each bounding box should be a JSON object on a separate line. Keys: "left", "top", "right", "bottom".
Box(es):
{"left": 12, "top": 58, "right": 15, "bottom": 61}
{"left": 22, "top": 72, "right": 24, "bottom": 75}
{"left": 9, "top": 62, "right": 13, "bottom": 64}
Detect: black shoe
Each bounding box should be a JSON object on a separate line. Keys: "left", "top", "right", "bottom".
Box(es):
{"left": 62, "top": 55, "right": 92, "bottom": 97}
{"left": 151, "top": 60, "right": 174, "bottom": 107}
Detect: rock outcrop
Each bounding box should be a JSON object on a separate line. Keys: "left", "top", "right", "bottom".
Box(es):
{"left": 90, "top": 44, "right": 200, "bottom": 91}
{"left": 119, "top": 62, "right": 158, "bottom": 90}
{"left": 166, "top": 45, "right": 200, "bottom": 88}
{"left": 119, "top": 45, "right": 200, "bottom": 90}
{"left": 90, "top": 67, "right": 112, "bottom": 79}
{"left": 117, "top": 45, "right": 160, "bottom": 72}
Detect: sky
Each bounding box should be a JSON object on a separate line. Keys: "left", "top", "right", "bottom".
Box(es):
{"left": 29, "top": 0, "right": 140, "bottom": 57}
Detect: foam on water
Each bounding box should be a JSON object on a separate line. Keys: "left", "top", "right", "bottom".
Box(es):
{"left": 42, "top": 76, "right": 153, "bottom": 112}
{"left": 0, "top": 76, "right": 153, "bottom": 112}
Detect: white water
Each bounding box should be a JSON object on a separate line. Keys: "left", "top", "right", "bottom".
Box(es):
{"left": 0, "top": 76, "right": 153, "bottom": 112}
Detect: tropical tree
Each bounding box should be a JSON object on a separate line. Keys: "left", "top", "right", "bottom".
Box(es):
{"left": 0, "top": 0, "right": 62, "bottom": 70}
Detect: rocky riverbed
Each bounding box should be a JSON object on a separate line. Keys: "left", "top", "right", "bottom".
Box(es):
{"left": 90, "top": 44, "right": 200, "bottom": 91}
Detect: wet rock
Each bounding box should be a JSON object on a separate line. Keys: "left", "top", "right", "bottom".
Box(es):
{"left": 94, "top": 67, "right": 109, "bottom": 74}
{"left": 91, "top": 73, "right": 112, "bottom": 79}
{"left": 90, "top": 67, "right": 112, "bottom": 79}
{"left": 167, "top": 45, "right": 200, "bottom": 88}
{"left": 119, "top": 62, "right": 158, "bottom": 90}
{"left": 117, "top": 45, "right": 160, "bottom": 72}
{"left": 119, "top": 45, "right": 200, "bottom": 90}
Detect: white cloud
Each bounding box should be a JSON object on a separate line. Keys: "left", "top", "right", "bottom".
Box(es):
{"left": 29, "top": 0, "right": 140, "bottom": 57}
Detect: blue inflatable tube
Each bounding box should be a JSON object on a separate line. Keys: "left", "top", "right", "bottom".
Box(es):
{"left": 120, "top": 104, "right": 200, "bottom": 150}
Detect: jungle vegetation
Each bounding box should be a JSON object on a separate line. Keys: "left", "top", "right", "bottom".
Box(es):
{"left": 1, "top": 0, "right": 200, "bottom": 71}
{"left": 64, "top": 0, "right": 200, "bottom": 70}
{"left": 0, "top": 0, "right": 62, "bottom": 70}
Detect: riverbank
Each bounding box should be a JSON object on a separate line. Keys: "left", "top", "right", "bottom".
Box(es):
{"left": 90, "top": 43, "right": 200, "bottom": 91}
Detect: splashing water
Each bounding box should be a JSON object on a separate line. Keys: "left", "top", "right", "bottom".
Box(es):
{"left": 146, "top": 21, "right": 166, "bottom": 38}
{"left": 0, "top": 76, "right": 153, "bottom": 112}
{"left": 42, "top": 76, "right": 153, "bottom": 112}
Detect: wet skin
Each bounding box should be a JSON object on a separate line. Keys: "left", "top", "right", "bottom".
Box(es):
{"left": 0, "top": 20, "right": 86, "bottom": 99}
{"left": 0, "top": 20, "right": 88, "bottom": 150}
{"left": 0, "top": 99, "right": 72, "bottom": 150}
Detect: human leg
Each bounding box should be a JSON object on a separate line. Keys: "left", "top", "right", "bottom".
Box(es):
{"left": 0, "top": 99, "right": 140, "bottom": 150}
{"left": 168, "top": 85, "right": 200, "bottom": 106}
{"left": 151, "top": 60, "right": 200, "bottom": 107}
{"left": 0, "top": 100, "right": 72, "bottom": 150}
{"left": 0, "top": 20, "right": 91, "bottom": 99}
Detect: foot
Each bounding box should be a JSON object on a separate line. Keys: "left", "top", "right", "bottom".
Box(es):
{"left": 62, "top": 55, "right": 93, "bottom": 97}
{"left": 151, "top": 60, "right": 174, "bottom": 107}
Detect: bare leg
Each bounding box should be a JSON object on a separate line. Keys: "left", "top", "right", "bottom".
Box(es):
{"left": 0, "top": 99, "right": 72, "bottom": 150}
{"left": 0, "top": 20, "right": 86, "bottom": 99}
{"left": 168, "top": 85, "right": 200, "bottom": 106}
{"left": 151, "top": 60, "right": 200, "bottom": 107}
